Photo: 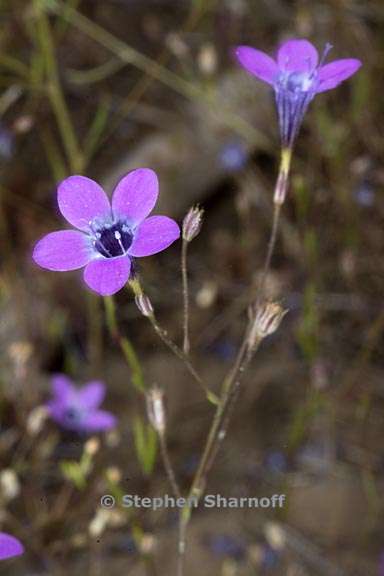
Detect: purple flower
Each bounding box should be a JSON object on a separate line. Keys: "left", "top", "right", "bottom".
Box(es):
{"left": 235, "top": 39, "right": 361, "bottom": 148}
{"left": 0, "top": 533, "right": 24, "bottom": 560}
{"left": 47, "top": 375, "right": 117, "bottom": 433}
{"left": 33, "top": 169, "right": 180, "bottom": 296}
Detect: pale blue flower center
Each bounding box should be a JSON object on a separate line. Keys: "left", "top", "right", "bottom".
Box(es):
{"left": 64, "top": 405, "right": 85, "bottom": 425}
{"left": 279, "top": 71, "right": 315, "bottom": 94}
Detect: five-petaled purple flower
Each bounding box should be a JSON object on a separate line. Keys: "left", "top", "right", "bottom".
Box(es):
{"left": 235, "top": 39, "right": 361, "bottom": 147}
{"left": 47, "top": 375, "right": 117, "bottom": 433}
{"left": 33, "top": 168, "right": 180, "bottom": 296}
{"left": 0, "top": 533, "right": 24, "bottom": 561}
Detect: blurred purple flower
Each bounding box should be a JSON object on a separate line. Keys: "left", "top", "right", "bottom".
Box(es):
{"left": 379, "top": 551, "right": 384, "bottom": 576}
{"left": 0, "top": 125, "right": 14, "bottom": 161}
{"left": 354, "top": 182, "right": 375, "bottom": 207}
{"left": 207, "top": 533, "right": 246, "bottom": 561}
{"left": 235, "top": 39, "right": 361, "bottom": 147}
{"left": 47, "top": 375, "right": 117, "bottom": 433}
{"left": 219, "top": 140, "right": 248, "bottom": 172}
{"left": 261, "top": 544, "right": 280, "bottom": 570}
{"left": 33, "top": 169, "right": 180, "bottom": 295}
{"left": 264, "top": 451, "right": 287, "bottom": 475}
{"left": 0, "top": 533, "right": 24, "bottom": 560}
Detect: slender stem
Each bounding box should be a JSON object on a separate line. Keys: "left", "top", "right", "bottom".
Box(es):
{"left": 104, "top": 296, "right": 146, "bottom": 393}
{"left": 147, "top": 314, "right": 208, "bottom": 397}
{"left": 176, "top": 148, "right": 292, "bottom": 571}
{"left": 257, "top": 147, "right": 291, "bottom": 305}
{"left": 257, "top": 202, "right": 282, "bottom": 304}
{"left": 181, "top": 239, "right": 190, "bottom": 356}
{"left": 177, "top": 510, "right": 188, "bottom": 576}
{"left": 158, "top": 431, "right": 181, "bottom": 500}
{"left": 128, "top": 280, "right": 218, "bottom": 403}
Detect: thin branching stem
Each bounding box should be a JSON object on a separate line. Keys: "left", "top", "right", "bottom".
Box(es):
{"left": 176, "top": 150, "right": 292, "bottom": 573}
{"left": 128, "top": 281, "right": 218, "bottom": 403}
{"left": 158, "top": 431, "right": 181, "bottom": 500}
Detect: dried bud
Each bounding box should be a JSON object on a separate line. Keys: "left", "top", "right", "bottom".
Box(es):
{"left": 135, "top": 293, "right": 154, "bottom": 317}
{"left": 248, "top": 302, "right": 287, "bottom": 349}
{"left": 0, "top": 469, "right": 20, "bottom": 502}
{"left": 182, "top": 206, "right": 204, "bottom": 242}
{"left": 84, "top": 437, "right": 100, "bottom": 457}
{"left": 146, "top": 387, "right": 166, "bottom": 434}
{"left": 26, "top": 405, "right": 48, "bottom": 435}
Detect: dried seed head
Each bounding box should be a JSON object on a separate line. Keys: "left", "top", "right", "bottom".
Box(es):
{"left": 84, "top": 437, "right": 100, "bottom": 457}
{"left": 248, "top": 302, "right": 287, "bottom": 349}
{"left": 146, "top": 387, "right": 166, "bottom": 434}
{"left": 135, "top": 293, "right": 154, "bottom": 317}
{"left": 0, "top": 469, "right": 20, "bottom": 501}
{"left": 182, "top": 206, "right": 204, "bottom": 242}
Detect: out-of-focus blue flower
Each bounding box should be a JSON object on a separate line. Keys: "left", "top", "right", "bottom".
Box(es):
{"left": 0, "top": 125, "right": 14, "bottom": 160}
{"left": 264, "top": 451, "right": 287, "bottom": 475}
{"left": 218, "top": 140, "right": 248, "bottom": 172}
{"left": 207, "top": 533, "right": 247, "bottom": 561}
{"left": 47, "top": 374, "right": 117, "bottom": 434}
{"left": 261, "top": 544, "right": 280, "bottom": 570}
{"left": 354, "top": 182, "right": 375, "bottom": 207}
{"left": 210, "top": 339, "right": 237, "bottom": 361}
{"left": 379, "top": 550, "right": 384, "bottom": 576}
{"left": 235, "top": 39, "right": 361, "bottom": 148}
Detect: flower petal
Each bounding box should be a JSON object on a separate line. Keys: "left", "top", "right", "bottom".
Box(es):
{"left": 83, "top": 256, "right": 131, "bottom": 296}
{"left": 112, "top": 168, "right": 159, "bottom": 225}
{"left": 58, "top": 176, "right": 111, "bottom": 231}
{"left": 78, "top": 381, "right": 106, "bottom": 410}
{"left": 0, "top": 533, "right": 24, "bottom": 560}
{"left": 33, "top": 230, "right": 93, "bottom": 271}
{"left": 316, "top": 58, "right": 362, "bottom": 93}
{"left": 277, "top": 39, "right": 318, "bottom": 73}
{"left": 82, "top": 410, "right": 117, "bottom": 432}
{"left": 234, "top": 46, "right": 278, "bottom": 85}
{"left": 52, "top": 374, "right": 74, "bottom": 402}
{"left": 129, "top": 216, "right": 180, "bottom": 257}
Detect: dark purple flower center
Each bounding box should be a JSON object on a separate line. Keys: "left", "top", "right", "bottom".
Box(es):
{"left": 93, "top": 221, "right": 133, "bottom": 258}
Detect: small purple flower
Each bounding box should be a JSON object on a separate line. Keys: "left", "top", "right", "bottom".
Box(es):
{"left": 33, "top": 169, "right": 180, "bottom": 296}
{"left": 47, "top": 374, "right": 117, "bottom": 433}
{"left": 235, "top": 39, "right": 361, "bottom": 148}
{"left": 0, "top": 533, "right": 24, "bottom": 560}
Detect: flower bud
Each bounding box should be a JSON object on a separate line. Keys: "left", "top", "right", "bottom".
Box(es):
{"left": 146, "top": 387, "right": 166, "bottom": 434}
{"left": 182, "top": 206, "right": 204, "bottom": 242}
{"left": 135, "top": 293, "right": 154, "bottom": 317}
{"left": 248, "top": 302, "right": 287, "bottom": 349}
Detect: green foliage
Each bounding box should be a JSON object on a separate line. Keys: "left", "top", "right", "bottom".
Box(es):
{"left": 133, "top": 416, "right": 158, "bottom": 477}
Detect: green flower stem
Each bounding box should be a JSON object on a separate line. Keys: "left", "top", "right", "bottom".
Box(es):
{"left": 104, "top": 296, "right": 145, "bottom": 393}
